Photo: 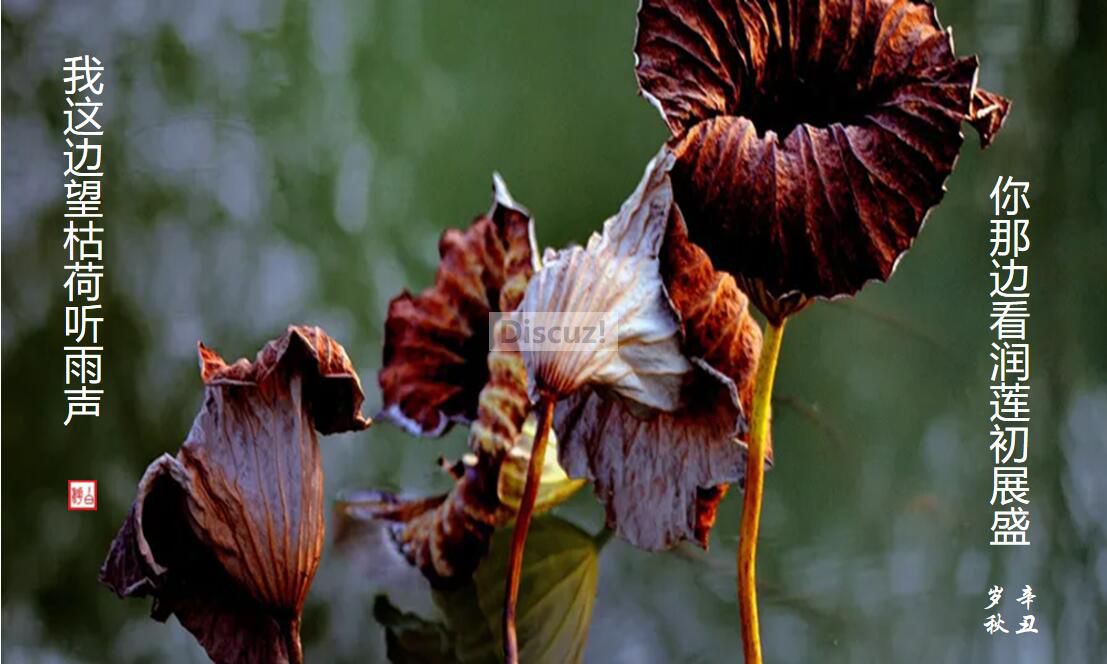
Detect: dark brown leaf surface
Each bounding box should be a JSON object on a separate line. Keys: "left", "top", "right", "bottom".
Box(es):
{"left": 661, "top": 206, "right": 763, "bottom": 436}
{"left": 636, "top": 0, "right": 1011, "bottom": 321}
{"left": 100, "top": 326, "right": 370, "bottom": 664}
{"left": 969, "top": 89, "right": 1013, "bottom": 149}
{"left": 101, "top": 457, "right": 296, "bottom": 663}
{"left": 661, "top": 205, "right": 770, "bottom": 538}
{"left": 379, "top": 177, "right": 538, "bottom": 436}
{"left": 350, "top": 454, "right": 509, "bottom": 589}
{"left": 469, "top": 330, "right": 532, "bottom": 456}
{"left": 358, "top": 339, "right": 532, "bottom": 587}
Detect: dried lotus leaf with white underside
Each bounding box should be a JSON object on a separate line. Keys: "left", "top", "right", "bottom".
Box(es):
{"left": 517, "top": 151, "right": 691, "bottom": 409}
{"left": 528, "top": 152, "right": 764, "bottom": 550}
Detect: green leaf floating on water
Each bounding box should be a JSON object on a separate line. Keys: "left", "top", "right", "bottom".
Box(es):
{"left": 375, "top": 515, "right": 601, "bottom": 664}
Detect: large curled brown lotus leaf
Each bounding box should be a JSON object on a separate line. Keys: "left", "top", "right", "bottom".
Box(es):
{"left": 551, "top": 151, "right": 755, "bottom": 550}
{"left": 100, "top": 326, "right": 370, "bottom": 664}
{"left": 358, "top": 337, "right": 531, "bottom": 587}
{"left": 379, "top": 176, "right": 538, "bottom": 436}
{"left": 635, "top": 0, "right": 1011, "bottom": 321}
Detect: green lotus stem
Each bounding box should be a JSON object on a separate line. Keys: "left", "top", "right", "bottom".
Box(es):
{"left": 738, "top": 318, "right": 786, "bottom": 664}
{"left": 503, "top": 394, "right": 556, "bottom": 664}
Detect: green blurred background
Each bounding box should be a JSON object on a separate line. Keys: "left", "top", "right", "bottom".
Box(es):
{"left": 2, "top": 0, "right": 1105, "bottom": 662}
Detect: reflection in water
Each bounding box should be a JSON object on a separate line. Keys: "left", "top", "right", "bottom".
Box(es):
{"left": 336, "top": 500, "right": 605, "bottom": 664}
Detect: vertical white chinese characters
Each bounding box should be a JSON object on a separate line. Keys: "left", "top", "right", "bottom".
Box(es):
{"left": 63, "top": 55, "right": 105, "bottom": 426}
{"left": 988, "top": 176, "right": 1031, "bottom": 546}
{"left": 983, "top": 584, "right": 1039, "bottom": 636}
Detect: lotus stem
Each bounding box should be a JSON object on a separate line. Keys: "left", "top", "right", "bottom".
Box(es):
{"left": 503, "top": 394, "right": 556, "bottom": 664}
{"left": 738, "top": 318, "right": 786, "bottom": 664}
{"left": 283, "top": 616, "right": 303, "bottom": 664}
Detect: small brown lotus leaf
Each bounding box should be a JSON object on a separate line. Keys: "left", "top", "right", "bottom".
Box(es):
{"left": 100, "top": 326, "right": 370, "bottom": 664}
{"left": 969, "top": 89, "right": 1013, "bottom": 149}
{"left": 635, "top": 0, "right": 1011, "bottom": 322}
{"left": 383, "top": 344, "right": 530, "bottom": 587}
{"left": 660, "top": 203, "right": 767, "bottom": 454}
{"left": 660, "top": 201, "right": 771, "bottom": 539}
{"left": 362, "top": 452, "right": 510, "bottom": 588}
{"left": 538, "top": 152, "right": 754, "bottom": 550}
{"left": 469, "top": 326, "right": 532, "bottom": 456}
{"left": 353, "top": 338, "right": 529, "bottom": 587}
{"left": 346, "top": 437, "right": 584, "bottom": 589}
{"left": 379, "top": 176, "right": 538, "bottom": 436}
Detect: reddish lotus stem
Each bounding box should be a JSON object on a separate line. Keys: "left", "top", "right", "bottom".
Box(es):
{"left": 503, "top": 395, "right": 556, "bottom": 664}
{"left": 283, "top": 616, "right": 303, "bottom": 664}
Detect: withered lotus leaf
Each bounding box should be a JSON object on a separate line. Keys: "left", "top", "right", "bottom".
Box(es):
{"left": 379, "top": 177, "right": 538, "bottom": 436}
{"left": 100, "top": 326, "right": 370, "bottom": 664}
{"left": 351, "top": 344, "right": 581, "bottom": 587}
{"left": 469, "top": 327, "right": 533, "bottom": 456}
{"left": 404, "top": 342, "right": 532, "bottom": 586}
{"left": 546, "top": 151, "right": 763, "bottom": 550}
{"left": 635, "top": 0, "right": 1011, "bottom": 321}
{"left": 517, "top": 153, "right": 692, "bottom": 409}
{"left": 357, "top": 453, "right": 509, "bottom": 588}
{"left": 660, "top": 206, "right": 763, "bottom": 441}
{"left": 556, "top": 362, "right": 746, "bottom": 550}
{"left": 660, "top": 200, "right": 770, "bottom": 542}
